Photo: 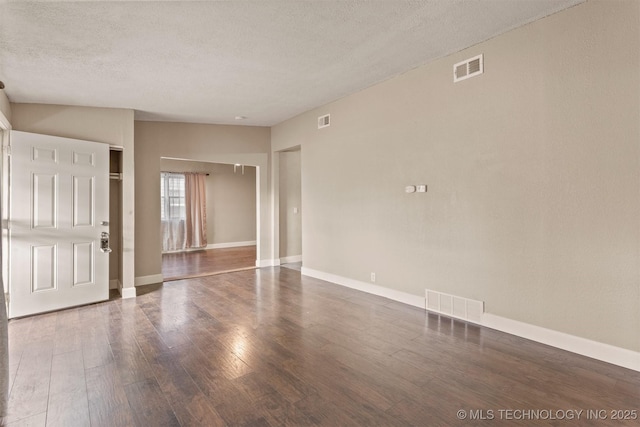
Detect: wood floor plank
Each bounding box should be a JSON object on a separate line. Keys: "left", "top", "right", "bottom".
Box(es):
{"left": 147, "top": 349, "right": 226, "bottom": 426}
{"left": 86, "top": 362, "right": 136, "bottom": 427}
{"left": 251, "top": 391, "right": 316, "bottom": 427}
{"left": 319, "top": 342, "right": 424, "bottom": 404}
{"left": 292, "top": 393, "right": 370, "bottom": 427}
{"left": 4, "top": 340, "right": 53, "bottom": 424}
{"left": 26, "top": 312, "right": 57, "bottom": 343}
{"left": 5, "top": 412, "right": 46, "bottom": 427}
{"left": 172, "top": 344, "right": 252, "bottom": 409}
{"left": 124, "top": 379, "right": 180, "bottom": 427}
{"left": 280, "top": 350, "right": 397, "bottom": 414}
{"left": 52, "top": 308, "right": 82, "bottom": 355}
{"left": 45, "top": 350, "right": 90, "bottom": 427}
{"left": 243, "top": 360, "right": 316, "bottom": 405}
{"left": 109, "top": 336, "right": 157, "bottom": 387}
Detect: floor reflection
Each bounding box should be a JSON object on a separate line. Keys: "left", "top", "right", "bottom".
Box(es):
{"left": 3, "top": 268, "right": 639, "bottom": 425}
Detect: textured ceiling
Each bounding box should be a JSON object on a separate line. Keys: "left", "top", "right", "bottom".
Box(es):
{"left": 0, "top": 0, "right": 584, "bottom": 126}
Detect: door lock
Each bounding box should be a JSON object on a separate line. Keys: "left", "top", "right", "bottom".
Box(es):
{"left": 100, "top": 232, "right": 112, "bottom": 253}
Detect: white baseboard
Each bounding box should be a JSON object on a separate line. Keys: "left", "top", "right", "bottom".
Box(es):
{"left": 280, "top": 255, "right": 302, "bottom": 264}
{"left": 120, "top": 286, "right": 136, "bottom": 299}
{"left": 480, "top": 313, "right": 640, "bottom": 372}
{"left": 301, "top": 267, "right": 425, "bottom": 308}
{"left": 256, "top": 259, "right": 279, "bottom": 268}
{"left": 300, "top": 267, "right": 640, "bottom": 372}
{"left": 162, "top": 241, "right": 257, "bottom": 254}
{"left": 134, "top": 274, "right": 163, "bottom": 286}
{"left": 207, "top": 241, "right": 257, "bottom": 250}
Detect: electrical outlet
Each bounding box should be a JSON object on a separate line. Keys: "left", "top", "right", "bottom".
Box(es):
{"left": 416, "top": 185, "right": 427, "bottom": 193}
{"left": 370, "top": 272, "right": 376, "bottom": 283}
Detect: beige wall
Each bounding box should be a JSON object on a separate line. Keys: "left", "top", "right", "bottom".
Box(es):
{"left": 160, "top": 159, "right": 257, "bottom": 245}
{"left": 135, "top": 121, "right": 270, "bottom": 278}
{"left": 11, "top": 103, "right": 133, "bottom": 146}
{"left": 272, "top": 1, "right": 640, "bottom": 352}
{"left": 279, "top": 150, "right": 302, "bottom": 258}
{"left": 10, "top": 103, "right": 136, "bottom": 290}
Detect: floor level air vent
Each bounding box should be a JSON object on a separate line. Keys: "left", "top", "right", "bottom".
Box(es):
{"left": 453, "top": 54, "right": 483, "bottom": 83}
{"left": 425, "top": 289, "right": 484, "bottom": 323}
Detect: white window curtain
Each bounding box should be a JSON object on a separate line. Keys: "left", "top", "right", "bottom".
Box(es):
{"left": 184, "top": 172, "right": 207, "bottom": 249}
{"left": 161, "top": 172, "right": 208, "bottom": 252}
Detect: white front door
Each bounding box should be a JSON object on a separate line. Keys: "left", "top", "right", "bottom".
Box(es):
{"left": 9, "top": 131, "right": 110, "bottom": 318}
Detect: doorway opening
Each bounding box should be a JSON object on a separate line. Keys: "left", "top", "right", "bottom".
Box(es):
{"left": 109, "top": 148, "right": 123, "bottom": 298}
{"left": 159, "top": 158, "right": 257, "bottom": 281}
{"left": 0, "top": 127, "right": 7, "bottom": 312}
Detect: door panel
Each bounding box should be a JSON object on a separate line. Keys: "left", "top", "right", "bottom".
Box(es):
{"left": 9, "top": 131, "right": 109, "bottom": 318}
{"left": 33, "top": 146, "right": 57, "bottom": 163}
{"left": 73, "top": 151, "right": 94, "bottom": 166}
{"left": 33, "top": 174, "right": 57, "bottom": 228}
{"left": 32, "top": 244, "right": 57, "bottom": 292}
{"left": 73, "top": 176, "right": 94, "bottom": 227}
{"left": 73, "top": 242, "right": 94, "bottom": 286}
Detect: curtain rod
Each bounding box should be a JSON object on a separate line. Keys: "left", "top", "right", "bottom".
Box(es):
{"left": 161, "top": 171, "right": 210, "bottom": 176}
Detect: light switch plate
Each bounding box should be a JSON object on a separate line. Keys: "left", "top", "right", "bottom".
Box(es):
{"left": 416, "top": 185, "right": 427, "bottom": 193}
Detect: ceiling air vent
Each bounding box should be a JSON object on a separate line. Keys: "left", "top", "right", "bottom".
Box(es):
{"left": 453, "top": 54, "right": 483, "bottom": 83}
{"left": 318, "top": 114, "right": 330, "bottom": 129}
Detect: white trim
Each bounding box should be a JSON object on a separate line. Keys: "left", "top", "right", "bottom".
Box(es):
{"left": 256, "top": 259, "right": 279, "bottom": 268}
{"left": 162, "top": 240, "right": 257, "bottom": 254}
{"left": 480, "top": 313, "right": 640, "bottom": 372}
{"left": 301, "top": 267, "right": 425, "bottom": 308}
{"left": 279, "top": 255, "right": 302, "bottom": 264}
{"left": 162, "top": 247, "right": 203, "bottom": 254}
{"left": 120, "top": 286, "right": 136, "bottom": 299}
{"left": 0, "top": 109, "right": 10, "bottom": 131}
{"left": 206, "top": 240, "right": 256, "bottom": 250}
{"left": 0, "top": 119, "right": 10, "bottom": 310}
{"left": 134, "top": 274, "right": 163, "bottom": 286}
{"left": 109, "top": 279, "right": 119, "bottom": 290}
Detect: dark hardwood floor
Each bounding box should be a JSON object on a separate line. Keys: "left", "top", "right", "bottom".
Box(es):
{"left": 162, "top": 245, "right": 256, "bottom": 281}
{"left": 4, "top": 267, "right": 640, "bottom": 426}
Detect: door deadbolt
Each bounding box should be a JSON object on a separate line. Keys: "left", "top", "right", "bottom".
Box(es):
{"left": 100, "top": 231, "right": 112, "bottom": 253}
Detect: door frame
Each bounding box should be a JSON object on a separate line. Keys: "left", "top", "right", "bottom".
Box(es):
{"left": 158, "top": 157, "right": 261, "bottom": 270}
{"left": 0, "top": 111, "right": 10, "bottom": 310}
{"left": 273, "top": 146, "right": 302, "bottom": 265}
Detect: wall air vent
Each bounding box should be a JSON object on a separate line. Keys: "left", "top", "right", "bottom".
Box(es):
{"left": 453, "top": 54, "right": 483, "bottom": 83}
{"left": 318, "top": 114, "right": 330, "bottom": 129}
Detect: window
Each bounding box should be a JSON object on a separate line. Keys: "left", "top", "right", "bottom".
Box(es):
{"left": 160, "top": 172, "right": 186, "bottom": 220}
